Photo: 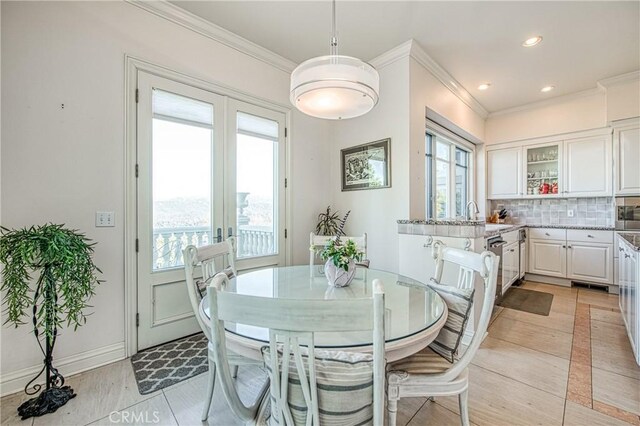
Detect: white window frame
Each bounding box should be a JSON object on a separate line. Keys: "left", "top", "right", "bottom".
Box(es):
{"left": 426, "top": 121, "right": 476, "bottom": 219}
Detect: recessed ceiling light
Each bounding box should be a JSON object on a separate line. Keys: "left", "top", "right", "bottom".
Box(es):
{"left": 541, "top": 85, "right": 555, "bottom": 93}
{"left": 478, "top": 83, "right": 491, "bottom": 91}
{"left": 522, "top": 36, "right": 543, "bottom": 47}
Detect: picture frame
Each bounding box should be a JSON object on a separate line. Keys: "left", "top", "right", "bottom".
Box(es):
{"left": 341, "top": 138, "right": 391, "bottom": 191}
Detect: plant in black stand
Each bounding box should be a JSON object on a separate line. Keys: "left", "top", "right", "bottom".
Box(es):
{"left": 0, "top": 224, "right": 102, "bottom": 420}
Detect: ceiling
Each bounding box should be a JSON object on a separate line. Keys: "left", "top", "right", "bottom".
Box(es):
{"left": 171, "top": 1, "right": 640, "bottom": 112}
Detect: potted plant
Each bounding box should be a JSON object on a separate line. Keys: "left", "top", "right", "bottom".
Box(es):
{"left": 0, "top": 224, "right": 102, "bottom": 419}
{"left": 314, "top": 206, "right": 341, "bottom": 236}
{"left": 319, "top": 238, "right": 364, "bottom": 287}
{"left": 315, "top": 211, "right": 363, "bottom": 287}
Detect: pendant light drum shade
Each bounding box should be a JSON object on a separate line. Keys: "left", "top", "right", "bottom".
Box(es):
{"left": 290, "top": 55, "right": 379, "bottom": 120}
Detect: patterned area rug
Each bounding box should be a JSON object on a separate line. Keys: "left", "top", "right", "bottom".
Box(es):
{"left": 131, "top": 333, "right": 208, "bottom": 394}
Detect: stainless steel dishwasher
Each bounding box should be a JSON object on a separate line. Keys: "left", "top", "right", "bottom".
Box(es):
{"left": 487, "top": 235, "right": 506, "bottom": 305}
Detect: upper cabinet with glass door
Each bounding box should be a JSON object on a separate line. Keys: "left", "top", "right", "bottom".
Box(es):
{"left": 525, "top": 142, "right": 562, "bottom": 197}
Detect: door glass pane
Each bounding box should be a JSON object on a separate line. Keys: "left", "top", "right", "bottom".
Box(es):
{"left": 152, "top": 89, "right": 213, "bottom": 270}
{"left": 236, "top": 112, "right": 278, "bottom": 259}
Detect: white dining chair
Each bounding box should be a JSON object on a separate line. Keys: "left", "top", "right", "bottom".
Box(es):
{"left": 183, "top": 240, "right": 262, "bottom": 422}
{"left": 386, "top": 243, "right": 498, "bottom": 426}
{"left": 309, "top": 232, "right": 370, "bottom": 276}
{"left": 208, "top": 272, "right": 386, "bottom": 425}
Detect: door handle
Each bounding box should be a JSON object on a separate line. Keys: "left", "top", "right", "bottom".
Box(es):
{"left": 216, "top": 228, "right": 223, "bottom": 243}
{"left": 228, "top": 227, "right": 234, "bottom": 238}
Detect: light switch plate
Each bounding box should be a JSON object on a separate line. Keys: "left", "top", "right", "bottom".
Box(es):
{"left": 96, "top": 211, "right": 115, "bottom": 227}
{"left": 567, "top": 209, "right": 574, "bottom": 218}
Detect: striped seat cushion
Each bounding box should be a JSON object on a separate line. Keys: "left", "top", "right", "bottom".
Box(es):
{"left": 261, "top": 347, "right": 374, "bottom": 426}
{"left": 427, "top": 280, "right": 475, "bottom": 363}
{"left": 387, "top": 347, "right": 451, "bottom": 374}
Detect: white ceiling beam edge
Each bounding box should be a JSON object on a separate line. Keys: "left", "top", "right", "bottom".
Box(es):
{"left": 597, "top": 70, "right": 640, "bottom": 89}
{"left": 370, "top": 40, "right": 489, "bottom": 120}
{"left": 489, "top": 70, "right": 640, "bottom": 118}
{"left": 125, "top": 0, "right": 297, "bottom": 73}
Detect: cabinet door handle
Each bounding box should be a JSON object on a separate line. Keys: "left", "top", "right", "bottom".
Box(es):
{"left": 619, "top": 247, "right": 624, "bottom": 252}
{"left": 568, "top": 245, "right": 573, "bottom": 249}
{"left": 562, "top": 245, "right": 566, "bottom": 248}
{"left": 625, "top": 254, "right": 630, "bottom": 259}
{"left": 545, "top": 232, "right": 550, "bottom": 236}
{"left": 587, "top": 234, "right": 594, "bottom": 238}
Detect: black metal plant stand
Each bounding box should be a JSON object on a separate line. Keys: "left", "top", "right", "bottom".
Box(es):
{"left": 17, "top": 270, "right": 76, "bottom": 420}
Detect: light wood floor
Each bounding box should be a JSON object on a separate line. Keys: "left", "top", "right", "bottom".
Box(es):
{"left": 2, "top": 282, "right": 639, "bottom": 425}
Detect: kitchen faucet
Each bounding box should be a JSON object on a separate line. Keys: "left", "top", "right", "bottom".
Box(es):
{"left": 466, "top": 200, "right": 480, "bottom": 220}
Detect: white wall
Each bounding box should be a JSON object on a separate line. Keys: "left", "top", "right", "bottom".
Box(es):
{"left": 329, "top": 51, "right": 487, "bottom": 273}
{"left": 330, "top": 58, "right": 411, "bottom": 274}
{"left": 0, "top": 1, "right": 330, "bottom": 394}
{"left": 485, "top": 91, "right": 607, "bottom": 145}
{"left": 409, "top": 57, "right": 486, "bottom": 218}
{"left": 607, "top": 79, "right": 640, "bottom": 122}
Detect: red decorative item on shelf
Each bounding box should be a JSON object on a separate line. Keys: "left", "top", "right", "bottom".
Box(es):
{"left": 552, "top": 183, "right": 558, "bottom": 194}
{"left": 541, "top": 183, "right": 550, "bottom": 194}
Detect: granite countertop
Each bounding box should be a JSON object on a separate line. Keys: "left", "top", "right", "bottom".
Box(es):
{"left": 617, "top": 232, "right": 640, "bottom": 251}
{"left": 397, "top": 219, "right": 486, "bottom": 226}
{"left": 398, "top": 219, "right": 615, "bottom": 239}
{"left": 526, "top": 224, "right": 615, "bottom": 231}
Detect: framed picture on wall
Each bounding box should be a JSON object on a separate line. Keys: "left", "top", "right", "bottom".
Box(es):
{"left": 341, "top": 138, "right": 391, "bottom": 191}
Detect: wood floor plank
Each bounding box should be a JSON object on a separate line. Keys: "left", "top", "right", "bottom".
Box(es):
{"left": 577, "top": 289, "right": 620, "bottom": 310}
{"left": 0, "top": 392, "right": 34, "bottom": 426}
{"left": 488, "top": 316, "right": 574, "bottom": 360}
{"left": 472, "top": 336, "right": 570, "bottom": 398}
{"left": 88, "top": 394, "right": 177, "bottom": 426}
{"left": 31, "top": 360, "right": 159, "bottom": 426}
{"left": 435, "top": 365, "right": 565, "bottom": 426}
{"left": 564, "top": 400, "right": 635, "bottom": 426}
{"left": 408, "top": 400, "right": 479, "bottom": 426}
{"left": 592, "top": 367, "right": 640, "bottom": 416}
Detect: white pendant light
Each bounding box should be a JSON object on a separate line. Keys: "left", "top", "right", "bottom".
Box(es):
{"left": 290, "top": 0, "right": 379, "bottom": 120}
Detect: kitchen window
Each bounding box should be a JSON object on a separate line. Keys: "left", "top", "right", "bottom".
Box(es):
{"left": 426, "top": 128, "right": 474, "bottom": 219}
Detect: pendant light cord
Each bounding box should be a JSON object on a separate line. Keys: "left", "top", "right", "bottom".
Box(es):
{"left": 330, "top": 0, "right": 338, "bottom": 56}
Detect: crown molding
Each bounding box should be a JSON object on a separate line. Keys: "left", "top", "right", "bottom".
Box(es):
{"left": 370, "top": 39, "right": 489, "bottom": 119}
{"left": 408, "top": 40, "right": 489, "bottom": 119}
{"left": 125, "top": 0, "right": 297, "bottom": 73}
{"left": 369, "top": 40, "right": 413, "bottom": 69}
{"left": 487, "top": 87, "right": 605, "bottom": 118}
{"left": 597, "top": 70, "right": 640, "bottom": 89}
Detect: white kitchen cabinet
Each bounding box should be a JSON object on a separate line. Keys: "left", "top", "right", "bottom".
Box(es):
{"left": 567, "top": 242, "right": 613, "bottom": 284}
{"left": 398, "top": 234, "right": 431, "bottom": 282}
{"left": 487, "top": 147, "right": 522, "bottom": 199}
{"left": 502, "top": 241, "right": 519, "bottom": 294}
{"left": 529, "top": 239, "right": 566, "bottom": 278}
{"left": 563, "top": 135, "right": 612, "bottom": 197}
{"left": 520, "top": 239, "right": 527, "bottom": 278}
{"left": 615, "top": 123, "right": 640, "bottom": 195}
{"left": 618, "top": 235, "right": 639, "bottom": 365}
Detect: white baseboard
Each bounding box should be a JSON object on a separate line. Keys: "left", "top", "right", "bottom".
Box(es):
{"left": 0, "top": 342, "right": 126, "bottom": 397}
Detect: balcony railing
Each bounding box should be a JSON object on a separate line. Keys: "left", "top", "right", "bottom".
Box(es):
{"left": 152, "top": 225, "right": 274, "bottom": 270}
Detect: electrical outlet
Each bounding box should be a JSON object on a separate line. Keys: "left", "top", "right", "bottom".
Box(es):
{"left": 96, "top": 211, "right": 115, "bottom": 227}
{"left": 567, "top": 209, "right": 574, "bottom": 218}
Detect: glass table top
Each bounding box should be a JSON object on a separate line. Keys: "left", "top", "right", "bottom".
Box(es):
{"left": 201, "top": 265, "right": 446, "bottom": 348}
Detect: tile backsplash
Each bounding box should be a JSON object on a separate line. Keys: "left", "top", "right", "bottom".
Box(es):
{"left": 490, "top": 197, "right": 614, "bottom": 227}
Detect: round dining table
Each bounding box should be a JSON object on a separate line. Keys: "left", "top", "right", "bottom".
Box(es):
{"left": 200, "top": 265, "right": 448, "bottom": 362}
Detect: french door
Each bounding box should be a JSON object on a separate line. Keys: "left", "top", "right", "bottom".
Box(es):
{"left": 136, "top": 72, "right": 286, "bottom": 350}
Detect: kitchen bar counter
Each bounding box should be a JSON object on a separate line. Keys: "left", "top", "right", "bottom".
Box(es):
{"left": 397, "top": 219, "right": 614, "bottom": 239}
{"left": 618, "top": 232, "right": 640, "bottom": 251}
